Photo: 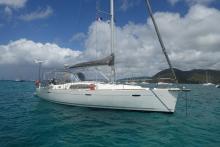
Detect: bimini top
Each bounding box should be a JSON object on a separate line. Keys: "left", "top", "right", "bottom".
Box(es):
{"left": 68, "top": 53, "right": 114, "bottom": 69}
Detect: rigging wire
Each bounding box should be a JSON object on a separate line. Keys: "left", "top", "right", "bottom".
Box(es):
{"left": 144, "top": 0, "right": 178, "bottom": 84}
{"left": 95, "top": 1, "right": 98, "bottom": 82}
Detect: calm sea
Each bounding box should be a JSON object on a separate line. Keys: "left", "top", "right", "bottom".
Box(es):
{"left": 0, "top": 81, "right": 219, "bottom": 147}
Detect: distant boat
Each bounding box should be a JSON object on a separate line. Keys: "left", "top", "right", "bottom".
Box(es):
{"left": 216, "top": 85, "right": 220, "bottom": 88}
{"left": 203, "top": 71, "right": 214, "bottom": 86}
{"left": 129, "top": 81, "right": 137, "bottom": 85}
{"left": 203, "top": 83, "right": 215, "bottom": 86}
{"left": 158, "top": 82, "right": 173, "bottom": 85}
{"left": 15, "top": 78, "right": 24, "bottom": 82}
{"left": 141, "top": 81, "right": 149, "bottom": 84}
{"left": 124, "top": 81, "right": 136, "bottom": 85}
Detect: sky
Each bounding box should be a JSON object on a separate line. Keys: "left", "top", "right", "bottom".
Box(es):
{"left": 0, "top": 0, "right": 220, "bottom": 80}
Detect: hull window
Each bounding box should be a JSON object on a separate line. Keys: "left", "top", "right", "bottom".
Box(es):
{"left": 132, "top": 94, "right": 141, "bottom": 97}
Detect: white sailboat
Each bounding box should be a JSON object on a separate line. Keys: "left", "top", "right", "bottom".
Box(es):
{"left": 141, "top": 81, "right": 149, "bottom": 84}
{"left": 203, "top": 83, "right": 214, "bottom": 86}
{"left": 158, "top": 82, "right": 173, "bottom": 86}
{"left": 36, "top": 0, "right": 189, "bottom": 113}
{"left": 203, "top": 71, "right": 214, "bottom": 86}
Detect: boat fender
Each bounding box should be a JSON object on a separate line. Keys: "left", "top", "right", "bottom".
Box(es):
{"left": 35, "top": 80, "right": 40, "bottom": 87}
{"left": 89, "top": 84, "right": 96, "bottom": 90}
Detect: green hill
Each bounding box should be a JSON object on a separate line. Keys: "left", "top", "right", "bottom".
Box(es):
{"left": 153, "top": 68, "right": 220, "bottom": 84}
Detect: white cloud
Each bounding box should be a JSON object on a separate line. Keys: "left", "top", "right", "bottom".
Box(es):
{"left": 0, "top": 0, "right": 27, "bottom": 8}
{"left": 0, "top": 1, "right": 26, "bottom": 21}
{"left": 186, "top": 0, "right": 215, "bottom": 5}
{"left": 4, "top": 6, "right": 13, "bottom": 16}
{"left": 82, "top": 4, "right": 220, "bottom": 78}
{"left": 19, "top": 6, "right": 53, "bottom": 21}
{"left": 1, "top": 4, "right": 220, "bottom": 79}
{"left": 168, "top": 0, "right": 216, "bottom": 6}
{"left": 120, "top": 0, "right": 140, "bottom": 12}
{"left": 168, "top": 0, "right": 181, "bottom": 6}
{"left": 0, "top": 39, "right": 81, "bottom": 67}
{"left": 70, "top": 32, "right": 86, "bottom": 42}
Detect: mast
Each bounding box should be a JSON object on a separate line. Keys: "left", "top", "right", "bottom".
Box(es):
{"left": 145, "top": 0, "right": 178, "bottom": 83}
{"left": 34, "top": 59, "right": 45, "bottom": 81}
{"left": 110, "top": 0, "right": 116, "bottom": 83}
{"left": 38, "top": 62, "right": 42, "bottom": 81}
{"left": 205, "top": 71, "right": 208, "bottom": 83}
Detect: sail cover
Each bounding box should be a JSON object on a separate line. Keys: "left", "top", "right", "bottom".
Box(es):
{"left": 68, "top": 53, "right": 114, "bottom": 69}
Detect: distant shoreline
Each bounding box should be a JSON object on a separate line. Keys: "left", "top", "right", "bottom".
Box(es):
{"left": 119, "top": 68, "right": 220, "bottom": 84}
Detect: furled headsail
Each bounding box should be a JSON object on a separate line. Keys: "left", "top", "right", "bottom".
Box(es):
{"left": 68, "top": 53, "right": 114, "bottom": 69}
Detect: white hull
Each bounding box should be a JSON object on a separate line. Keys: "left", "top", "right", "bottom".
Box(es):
{"left": 36, "top": 85, "right": 179, "bottom": 113}
{"left": 203, "top": 83, "right": 215, "bottom": 86}
{"left": 158, "top": 82, "right": 173, "bottom": 85}
{"left": 34, "top": 0, "right": 183, "bottom": 113}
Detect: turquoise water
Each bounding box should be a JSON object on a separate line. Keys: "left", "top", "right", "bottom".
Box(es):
{"left": 0, "top": 81, "right": 219, "bottom": 147}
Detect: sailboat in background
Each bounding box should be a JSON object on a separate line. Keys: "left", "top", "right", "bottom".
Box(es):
{"left": 15, "top": 78, "right": 24, "bottom": 82}
{"left": 36, "top": 0, "right": 190, "bottom": 113}
{"left": 203, "top": 71, "right": 214, "bottom": 86}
